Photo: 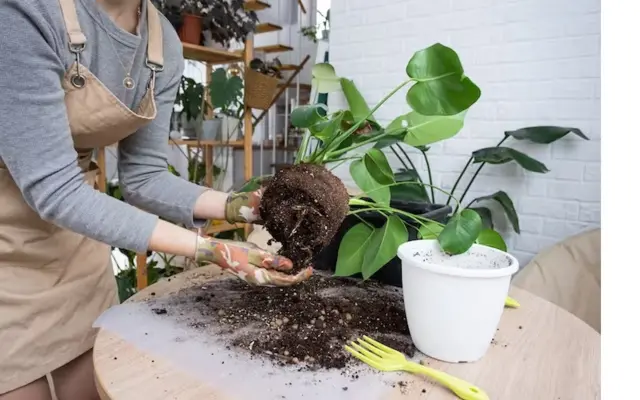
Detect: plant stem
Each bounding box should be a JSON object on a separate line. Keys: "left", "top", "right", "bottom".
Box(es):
{"left": 395, "top": 144, "right": 430, "bottom": 203}
{"left": 446, "top": 157, "right": 472, "bottom": 207}
{"left": 390, "top": 145, "right": 410, "bottom": 171}
{"left": 421, "top": 150, "right": 436, "bottom": 203}
{"left": 454, "top": 136, "right": 509, "bottom": 213}
{"left": 350, "top": 181, "right": 462, "bottom": 214}
{"left": 348, "top": 206, "right": 443, "bottom": 229}
{"left": 320, "top": 79, "right": 413, "bottom": 160}
{"left": 455, "top": 163, "right": 485, "bottom": 213}
{"left": 294, "top": 131, "right": 311, "bottom": 165}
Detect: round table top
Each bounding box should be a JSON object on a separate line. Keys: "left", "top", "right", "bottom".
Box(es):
{"left": 94, "top": 265, "right": 600, "bottom": 400}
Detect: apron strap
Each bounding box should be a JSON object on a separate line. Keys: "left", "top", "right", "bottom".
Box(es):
{"left": 145, "top": 0, "right": 164, "bottom": 70}
{"left": 58, "top": 0, "right": 87, "bottom": 48}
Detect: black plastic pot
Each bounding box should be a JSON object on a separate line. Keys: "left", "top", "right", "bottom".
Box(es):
{"left": 312, "top": 199, "right": 452, "bottom": 287}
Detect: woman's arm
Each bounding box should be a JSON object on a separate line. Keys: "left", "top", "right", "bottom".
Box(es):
{"left": 117, "top": 19, "right": 235, "bottom": 227}
{"left": 0, "top": 0, "right": 198, "bottom": 257}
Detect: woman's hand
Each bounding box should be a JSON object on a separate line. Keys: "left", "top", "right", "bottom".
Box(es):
{"left": 195, "top": 236, "right": 312, "bottom": 286}
{"left": 224, "top": 189, "right": 264, "bottom": 224}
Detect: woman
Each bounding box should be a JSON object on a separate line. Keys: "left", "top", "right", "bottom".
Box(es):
{"left": 0, "top": 0, "right": 312, "bottom": 398}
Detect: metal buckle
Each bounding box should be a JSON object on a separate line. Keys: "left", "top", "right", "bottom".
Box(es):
{"left": 145, "top": 59, "right": 164, "bottom": 72}
{"left": 68, "top": 42, "right": 86, "bottom": 53}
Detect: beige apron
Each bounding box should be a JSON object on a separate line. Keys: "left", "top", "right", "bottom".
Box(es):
{"left": 0, "top": 0, "right": 164, "bottom": 393}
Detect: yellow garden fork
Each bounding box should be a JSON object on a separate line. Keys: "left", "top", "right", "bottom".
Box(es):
{"left": 345, "top": 336, "right": 490, "bottom": 400}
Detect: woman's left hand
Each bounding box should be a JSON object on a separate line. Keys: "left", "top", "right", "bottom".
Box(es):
{"left": 195, "top": 236, "right": 312, "bottom": 287}
{"left": 224, "top": 189, "right": 264, "bottom": 224}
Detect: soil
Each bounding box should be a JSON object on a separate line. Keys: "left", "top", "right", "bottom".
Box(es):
{"left": 150, "top": 271, "right": 415, "bottom": 371}
{"left": 259, "top": 163, "right": 350, "bottom": 269}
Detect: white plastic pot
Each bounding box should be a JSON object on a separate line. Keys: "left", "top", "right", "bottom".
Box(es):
{"left": 397, "top": 240, "right": 519, "bottom": 363}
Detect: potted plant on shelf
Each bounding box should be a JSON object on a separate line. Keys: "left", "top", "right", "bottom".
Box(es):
{"left": 244, "top": 57, "right": 283, "bottom": 110}
{"left": 202, "top": 0, "right": 259, "bottom": 49}
{"left": 203, "top": 68, "right": 244, "bottom": 141}
{"left": 174, "top": 76, "right": 208, "bottom": 139}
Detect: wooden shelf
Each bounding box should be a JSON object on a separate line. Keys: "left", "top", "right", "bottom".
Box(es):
{"left": 279, "top": 64, "right": 299, "bottom": 71}
{"left": 254, "top": 44, "right": 294, "bottom": 54}
{"left": 182, "top": 43, "right": 242, "bottom": 64}
{"left": 244, "top": 0, "right": 270, "bottom": 11}
{"left": 169, "top": 139, "right": 245, "bottom": 147}
{"left": 256, "top": 23, "right": 282, "bottom": 34}
{"left": 278, "top": 82, "right": 312, "bottom": 90}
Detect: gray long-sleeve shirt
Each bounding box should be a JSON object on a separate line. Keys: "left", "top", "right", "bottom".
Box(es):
{"left": 0, "top": 0, "right": 208, "bottom": 253}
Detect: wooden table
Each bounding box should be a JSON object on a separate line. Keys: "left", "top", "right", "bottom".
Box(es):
{"left": 93, "top": 265, "right": 600, "bottom": 400}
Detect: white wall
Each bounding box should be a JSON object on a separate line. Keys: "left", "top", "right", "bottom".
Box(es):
{"left": 328, "top": 0, "right": 601, "bottom": 264}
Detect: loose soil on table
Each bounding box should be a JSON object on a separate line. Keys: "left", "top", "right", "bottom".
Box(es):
{"left": 259, "top": 163, "right": 350, "bottom": 269}
{"left": 150, "top": 272, "right": 415, "bottom": 371}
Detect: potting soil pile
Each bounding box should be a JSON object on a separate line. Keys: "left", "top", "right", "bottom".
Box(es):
{"left": 93, "top": 272, "right": 420, "bottom": 399}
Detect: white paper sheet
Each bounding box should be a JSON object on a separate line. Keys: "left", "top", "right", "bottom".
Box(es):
{"left": 93, "top": 299, "right": 409, "bottom": 400}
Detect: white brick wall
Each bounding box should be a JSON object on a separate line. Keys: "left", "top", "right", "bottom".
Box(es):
{"left": 327, "top": 0, "right": 601, "bottom": 264}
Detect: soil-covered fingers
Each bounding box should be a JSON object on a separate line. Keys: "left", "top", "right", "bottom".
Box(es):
{"left": 263, "top": 267, "right": 314, "bottom": 287}
{"left": 248, "top": 248, "right": 293, "bottom": 272}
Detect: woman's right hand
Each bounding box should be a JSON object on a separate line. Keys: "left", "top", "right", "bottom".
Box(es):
{"left": 195, "top": 236, "right": 312, "bottom": 287}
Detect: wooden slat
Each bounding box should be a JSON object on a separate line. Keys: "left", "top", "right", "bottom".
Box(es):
{"left": 182, "top": 43, "right": 242, "bottom": 64}
{"left": 136, "top": 254, "right": 147, "bottom": 290}
{"left": 168, "top": 139, "right": 245, "bottom": 147}
{"left": 254, "top": 44, "right": 294, "bottom": 54}
{"left": 277, "top": 82, "right": 312, "bottom": 90}
{"left": 279, "top": 64, "right": 299, "bottom": 71}
{"left": 297, "top": 0, "right": 307, "bottom": 14}
{"left": 244, "top": 0, "right": 270, "bottom": 11}
{"left": 256, "top": 23, "right": 282, "bottom": 34}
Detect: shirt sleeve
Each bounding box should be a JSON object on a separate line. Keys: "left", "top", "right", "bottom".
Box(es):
{"left": 0, "top": 0, "right": 159, "bottom": 253}
{"left": 116, "top": 33, "right": 209, "bottom": 228}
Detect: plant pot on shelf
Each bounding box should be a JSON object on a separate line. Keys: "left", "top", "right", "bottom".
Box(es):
{"left": 202, "top": 31, "right": 228, "bottom": 50}
{"left": 201, "top": 118, "right": 223, "bottom": 140}
{"left": 221, "top": 116, "right": 241, "bottom": 141}
{"left": 180, "top": 114, "right": 202, "bottom": 140}
{"left": 244, "top": 68, "right": 280, "bottom": 110}
{"left": 312, "top": 199, "right": 452, "bottom": 287}
{"left": 179, "top": 14, "right": 203, "bottom": 45}
{"left": 397, "top": 240, "right": 519, "bottom": 363}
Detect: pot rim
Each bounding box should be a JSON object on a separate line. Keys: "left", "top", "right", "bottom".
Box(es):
{"left": 397, "top": 239, "right": 519, "bottom": 279}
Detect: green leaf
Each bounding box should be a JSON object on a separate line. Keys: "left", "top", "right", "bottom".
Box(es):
{"left": 406, "top": 79, "right": 480, "bottom": 117}
{"left": 438, "top": 209, "right": 483, "bottom": 255}
{"left": 311, "top": 63, "right": 342, "bottom": 94}
{"left": 362, "top": 215, "right": 408, "bottom": 279}
{"left": 291, "top": 104, "right": 327, "bottom": 128}
{"left": 363, "top": 148, "right": 394, "bottom": 185}
{"left": 349, "top": 159, "right": 390, "bottom": 205}
{"left": 418, "top": 222, "right": 443, "bottom": 239}
{"left": 388, "top": 111, "right": 466, "bottom": 146}
{"left": 335, "top": 223, "right": 375, "bottom": 277}
{"left": 472, "top": 147, "right": 549, "bottom": 173}
{"left": 340, "top": 78, "right": 374, "bottom": 122}
{"left": 405, "top": 44, "right": 481, "bottom": 116}
{"left": 373, "top": 131, "right": 407, "bottom": 149}
{"left": 468, "top": 207, "right": 493, "bottom": 229}
{"left": 476, "top": 229, "right": 507, "bottom": 252}
{"left": 506, "top": 126, "right": 589, "bottom": 144}
{"left": 310, "top": 111, "right": 344, "bottom": 143}
{"left": 390, "top": 169, "right": 429, "bottom": 203}
{"left": 472, "top": 191, "right": 520, "bottom": 233}
{"left": 209, "top": 68, "right": 243, "bottom": 113}
{"left": 236, "top": 175, "right": 270, "bottom": 193}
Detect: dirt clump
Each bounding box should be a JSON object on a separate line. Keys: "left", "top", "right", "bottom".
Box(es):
{"left": 259, "top": 163, "right": 350, "bottom": 269}
{"left": 152, "top": 272, "right": 415, "bottom": 370}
